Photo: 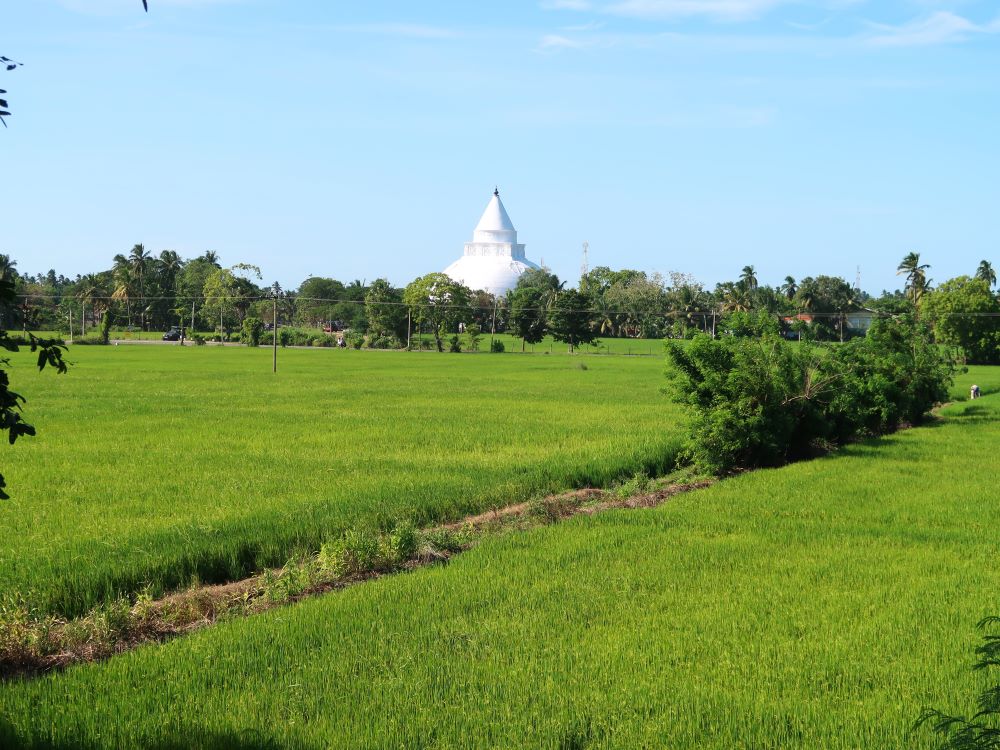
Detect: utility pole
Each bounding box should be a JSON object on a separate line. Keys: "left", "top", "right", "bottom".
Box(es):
{"left": 490, "top": 299, "right": 498, "bottom": 350}
{"left": 406, "top": 310, "right": 411, "bottom": 350}
{"left": 272, "top": 295, "right": 278, "bottom": 373}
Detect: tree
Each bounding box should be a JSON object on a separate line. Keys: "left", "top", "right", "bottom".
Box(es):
{"left": 739, "top": 265, "right": 758, "bottom": 292}
{"left": 364, "top": 278, "right": 406, "bottom": 340}
{"left": 780, "top": 276, "right": 798, "bottom": 300}
{"left": 0, "top": 275, "right": 67, "bottom": 498}
{"left": 548, "top": 289, "right": 598, "bottom": 352}
{"left": 508, "top": 285, "right": 549, "bottom": 350}
{"left": 975, "top": 260, "right": 996, "bottom": 289}
{"left": 923, "top": 276, "right": 1000, "bottom": 364}
{"left": 296, "top": 277, "right": 346, "bottom": 327}
{"left": 403, "top": 273, "right": 470, "bottom": 352}
{"left": 604, "top": 272, "right": 669, "bottom": 338}
{"left": 897, "top": 252, "right": 932, "bottom": 309}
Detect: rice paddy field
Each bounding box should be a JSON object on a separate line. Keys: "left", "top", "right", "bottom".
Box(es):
{"left": 0, "top": 353, "right": 998, "bottom": 747}
{"left": 0, "top": 345, "right": 683, "bottom": 618}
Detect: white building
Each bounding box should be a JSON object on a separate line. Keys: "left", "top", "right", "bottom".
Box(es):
{"left": 443, "top": 189, "right": 540, "bottom": 295}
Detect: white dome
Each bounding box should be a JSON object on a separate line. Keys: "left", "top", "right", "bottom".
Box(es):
{"left": 443, "top": 189, "right": 541, "bottom": 295}
{"left": 444, "top": 255, "right": 539, "bottom": 295}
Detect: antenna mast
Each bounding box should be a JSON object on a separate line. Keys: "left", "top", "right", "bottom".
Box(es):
{"left": 581, "top": 241, "right": 589, "bottom": 278}
{"left": 854, "top": 265, "right": 862, "bottom": 291}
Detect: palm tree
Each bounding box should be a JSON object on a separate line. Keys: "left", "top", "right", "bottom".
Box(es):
{"left": 0, "top": 254, "right": 17, "bottom": 281}
{"left": 200, "top": 250, "right": 220, "bottom": 267}
{"left": 976, "top": 260, "right": 996, "bottom": 288}
{"left": 739, "top": 265, "right": 758, "bottom": 292}
{"left": 111, "top": 254, "right": 135, "bottom": 328}
{"left": 128, "top": 244, "right": 151, "bottom": 329}
{"left": 74, "top": 273, "right": 107, "bottom": 333}
{"left": 780, "top": 276, "right": 797, "bottom": 300}
{"left": 719, "top": 281, "right": 751, "bottom": 313}
{"left": 897, "top": 252, "right": 931, "bottom": 307}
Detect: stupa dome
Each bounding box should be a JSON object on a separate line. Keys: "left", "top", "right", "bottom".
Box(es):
{"left": 443, "top": 189, "right": 540, "bottom": 295}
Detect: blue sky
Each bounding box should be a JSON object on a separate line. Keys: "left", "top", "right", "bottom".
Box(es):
{"left": 4, "top": 0, "right": 998, "bottom": 294}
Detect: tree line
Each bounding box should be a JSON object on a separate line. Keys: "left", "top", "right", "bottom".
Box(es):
{"left": 2, "top": 249, "right": 998, "bottom": 362}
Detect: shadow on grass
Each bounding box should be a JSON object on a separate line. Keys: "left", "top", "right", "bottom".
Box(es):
{"left": 0, "top": 721, "right": 307, "bottom": 750}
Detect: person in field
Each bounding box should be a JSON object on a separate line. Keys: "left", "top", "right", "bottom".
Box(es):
{"left": 971, "top": 384, "right": 981, "bottom": 399}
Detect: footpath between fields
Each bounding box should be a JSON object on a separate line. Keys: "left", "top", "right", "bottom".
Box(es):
{"left": 0, "top": 471, "right": 711, "bottom": 680}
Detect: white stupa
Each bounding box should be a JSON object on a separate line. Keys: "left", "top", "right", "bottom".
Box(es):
{"left": 443, "top": 189, "right": 540, "bottom": 295}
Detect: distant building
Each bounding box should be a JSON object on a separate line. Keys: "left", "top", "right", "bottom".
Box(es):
{"left": 443, "top": 189, "right": 540, "bottom": 295}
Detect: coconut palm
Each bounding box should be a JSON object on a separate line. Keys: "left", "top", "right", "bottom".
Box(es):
{"left": 74, "top": 273, "right": 108, "bottom": 332}
{"left": 0, "top": 254, "right": 17, "bottom": 281}
{"left": 719, "top": 281, "right": 751, "bottom": 313}
{"left": 127, "top": 244, "right": 152, "bottom": 329}
{"left": 739, "top": 265, "right": 758, "bottom": 292}
{"left": 780, "top": 276, "right": 797, "bottom": 300}
{"left": 111, "top": 255, "right": 135, "bottom": 328}
{"left": 897, "top": 252, "right": 931, "bottom": 307}
{"left": 975, "top": 260, "right": 996, "bottom": 288}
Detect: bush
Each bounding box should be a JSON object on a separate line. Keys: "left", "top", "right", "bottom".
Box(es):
{"left": 664, "top": 316, "right": 955, "bottom": 474}
{"left": 366, "top": 334, "right": 402, "bottom": 350}
{"left": 449, "top": 335, "right": 462, "bottom": 353}
{"left": 69, "top": 333, "right": 105, "bottom": 346}
{"left": 192, "top": 334, "right": 207, "bottom": 346}
{"left": 241, "top": 317, "right": 264, "bottom": 347}
{"left": 490, "top": 339, "right": 505, "bottom": 353}
{"left": 344, "top": 332, "right": 364, "bottom": 350}
{"left": 466, "top": 324, "right": 483, "bottom": 352}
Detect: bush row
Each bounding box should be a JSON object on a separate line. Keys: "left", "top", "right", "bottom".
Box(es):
{"left": 664, "top": 314, "right": 956, "bottom": 474}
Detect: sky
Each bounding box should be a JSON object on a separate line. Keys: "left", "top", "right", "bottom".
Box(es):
{"left": 3, "top": 0, "right": 998, "bottom": 294}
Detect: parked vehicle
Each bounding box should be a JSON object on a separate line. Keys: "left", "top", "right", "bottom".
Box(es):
{"left": 163, "top": 326, "right": 183, "bottom": 341}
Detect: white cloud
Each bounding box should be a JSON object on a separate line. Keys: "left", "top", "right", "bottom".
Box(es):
{"left": 604, "top": 0, "right": 787, "bottom": 22}
{"left": 537, "top": 33, "right": 590, "bottom": 50}
{"left": 541, "top": 0, "right": 594, "bottom": 10}
{"left": 866, "top": 11, "right": 1000, "bottom": 46}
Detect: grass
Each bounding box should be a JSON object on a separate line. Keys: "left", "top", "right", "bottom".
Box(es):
{"left": 0, "top": 345, "right": 683, "bottom": 618}
{"left": 0, "top": 390, "right": 998, "bottom": 747}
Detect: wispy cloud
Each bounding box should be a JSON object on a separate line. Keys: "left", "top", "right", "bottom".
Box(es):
{"left": 604, "top": 0, "right": 787, "bottom": 22}
{"left": 866, "top": 11, "right": 1000, "bottom": 47}
{"left": 537, "top": 33, "right": 591, "bottom": 51}
{"left": 541, "top": 0, "right": 594, "bottom": 10}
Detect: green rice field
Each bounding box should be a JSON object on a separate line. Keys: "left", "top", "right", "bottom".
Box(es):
{"left": 1, "top": 362, "right": 998, "bottom": 747}
{"left": 1, "top": 346, "right": 683, "bottom": 618}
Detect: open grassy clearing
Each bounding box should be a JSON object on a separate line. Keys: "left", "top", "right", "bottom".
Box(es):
{"left": 1, "top": 346, "right": 682, "bottom": 618}
{"left": 1, "top": 387, "right": 998, "bottom": 747}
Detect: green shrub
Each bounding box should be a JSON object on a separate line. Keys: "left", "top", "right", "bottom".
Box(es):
{"left": 449, "top": 335, "right": 462, "bottom": 353}
{"left": 490, "top": 339, "right": 505, "bottom": 353}
{"left": 70, "top": 333, "right": 106, "bottom": 346}
{"left": 241, "top": 317, "right": 264, "bottom": 347}
{"left": 466, "top": 324, "right": 483, "bottom": 352}
{"left": 664, "top": 316, "right": 955, "bottom": 474}
{"left": 366, "top": 334, "right": 401, "bottom": 350}
{"left": 345, "top": 332, "right": 364, "bottom": 350}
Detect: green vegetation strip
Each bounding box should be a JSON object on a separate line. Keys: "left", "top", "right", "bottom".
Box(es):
{"left": 1, "top": 346, "right": 683, "bottom": 618}
{"left": 1, "top": 393, "right": 998, "bottom": 747}
{"left": 0, "top": 474, "right": 707, "bottom": 677}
